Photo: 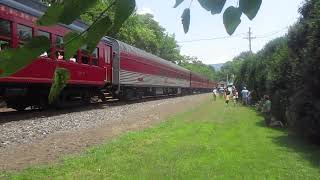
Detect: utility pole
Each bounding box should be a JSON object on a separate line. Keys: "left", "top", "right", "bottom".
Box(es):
{"left": 244, "top": 27, "right": 256, "bottom": 52}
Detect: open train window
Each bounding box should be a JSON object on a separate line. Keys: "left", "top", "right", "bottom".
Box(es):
{"left": 92, "top": 48, "right": 99, "bottom": 66}
{"left": 55, "top": 35, "right": 64, "bottom": 60}
{"left": 0, "top": 19, "right": 11, "bottom": 37}
{"left": 0, "top": 19, "right": 12, "bottom": 50}
{"left": 80, "top": 45, "right": 89, "bottom": 64}
{"left": 82, "top": 55, "right": 89, "bottom": 64}
{"left": 105, "top": 46, "right": 111, "bottom": 64}
{"left": 55, "top": 35, "right": 63, "bottom": 48}
{"left": 37, "top": 30, "right": 51, "bottom": 58}
{"left": 56, "top": 51, "right": 64, "bottom": 60}
{"left": 17, "top": 24, "right": 32, "bottom": 41}
{"left": 69, "top": 53, "right": 78, "bottom": 63}
{"left": 37, "top": 30, "right": 50, "bottom": 39}
{"left": 0, "top": 40, "right": 10, "bottom": 51}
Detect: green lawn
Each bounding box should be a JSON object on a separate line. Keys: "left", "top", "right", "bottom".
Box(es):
{"left": 3, "top": 99, "right": 320, "bottom": 179}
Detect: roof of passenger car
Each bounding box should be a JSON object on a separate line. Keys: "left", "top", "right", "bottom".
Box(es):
{"left": 116, "top": 40, "right": 191, "bottom": 74}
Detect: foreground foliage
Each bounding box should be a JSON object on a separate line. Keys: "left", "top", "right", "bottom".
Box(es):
{"left": 4, "top": 99, "right": 320, "bottom": 179}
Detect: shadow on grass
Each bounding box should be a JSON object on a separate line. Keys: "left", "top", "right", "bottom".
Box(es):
{"left": 253, "top": 112, "right": 320, "bottom": 168}
{"left": 272, "top": 135, "right": 320, "bottom": 168}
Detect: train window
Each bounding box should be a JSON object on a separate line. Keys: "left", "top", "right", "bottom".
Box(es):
{"left": 17, "top": 24, "right": 32, "bottom": 41}
{"left": 55, "top": 36, "right": 63, "bottom": 48}
{"left": 92, "top": 59, "right": 98, "bottom": 66}
{"left": 80, "top": 45, "right": 89, "bottom": 55}
{"left": 82, "top": 55, "right": 89, "bottom": 64}
{"left": 92, "top": 48, "right": 98, "bottom": 58}
{"left": 91, "top": 48, "right": 99, "bottom": 66}
{"left": 37, "top": 30, "right": 50, "bottom": 39}
{"left": 56, "top": 51, "right": 64, "bottom": 60}
{"left": 69, "top": 54, "right": 78, "bottom": 62}
{"left": 0, "top": 19, "right": 11, "bottom": 37}
{"left": 105, "top": 47, "right": 111, "bottom": 64}
{"left": 0, "top": 40, "right": 10, "bottom": 51}
{"left": 37, "top": 31, "right": 51, "bottom": 58}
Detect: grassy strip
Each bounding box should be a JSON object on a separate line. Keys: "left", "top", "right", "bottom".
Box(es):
{"left": 3, "top": 99, "right": 320, "bottom": 179}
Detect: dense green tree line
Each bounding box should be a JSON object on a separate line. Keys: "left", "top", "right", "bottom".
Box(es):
{"left": 219, "top": 0, "right": 320, "bottom": 142}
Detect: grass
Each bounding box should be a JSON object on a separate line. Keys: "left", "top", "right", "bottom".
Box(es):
{"left": 3, "top": 99, "right": 320, "bottom": 179}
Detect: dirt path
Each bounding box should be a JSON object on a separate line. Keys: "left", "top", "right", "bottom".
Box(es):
{"left": 0, "top": 94, "right": 210, "bottom": 171}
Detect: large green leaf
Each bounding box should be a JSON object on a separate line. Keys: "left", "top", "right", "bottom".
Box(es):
{"left": 37, "top": 0, "right": 98, "bottom": 26}
{"left": 63, "top": 32, "right": 85, "bottom": 60}
{"left": 181, "top": 8, "right": 191, "bottom": 33}
{"left": 48, "top": 68, "right": 70, "bottom": 104}
{"left": 239, "top": 0, "right": 262, "bottom": 20}
{"left": 37, "top": 3, "right": 64, "bottom": 26}
{"left": 63, "top": 16, "right": 113, "bottom": 58}
{"left": 85, "top": 16, "right": 113, "bottom": 53}
{"left": 113, "top": 0, "right": 136, "bottom": 32}
{"left": 198, "top": 0, "right": 226, "bottom": 14}
{"left": 174, "top": 0, "right": 185, "bottom": 8}
{"left": 61, "top": 0, "right": 99, "bottom": 25}
{"left": 0, "top": 36, "right": 50, "bottom": 77}
{"left": 223, "top": 6, "right": 242, "bottom": 35}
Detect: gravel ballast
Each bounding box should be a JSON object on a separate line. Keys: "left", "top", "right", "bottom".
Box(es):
{"left": 0, "top": 94, "right": 207, "bottom": 148}
{"left": 0, "top": 94, "right": 209, "bottom": 170}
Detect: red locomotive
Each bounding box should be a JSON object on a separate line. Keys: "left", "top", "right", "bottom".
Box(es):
{"left": 0, "top": 0, "right": 216, "bottom": 110}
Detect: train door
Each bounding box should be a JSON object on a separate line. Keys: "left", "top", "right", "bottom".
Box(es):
{"left": 104, "top": 44, "right": 112, "bottom": 83}
{"left": 111, "top": 39, "right": 120, "bottom": 93}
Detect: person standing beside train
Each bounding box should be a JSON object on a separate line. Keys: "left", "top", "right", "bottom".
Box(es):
{"left": 224, "top": 88, "right": 231, "bottom": 106}
{"left": 212, "top": 88, "right": 218, "bottom": 101}
{"left": 241, "top": 87, "right": 249, "bottom": 105}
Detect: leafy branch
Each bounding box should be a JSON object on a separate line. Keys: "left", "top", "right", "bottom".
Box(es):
{"left": 175, "top": 0, "right": 262, "bottom": 35}
{"left": 62, "top": 0, "right": 116, "bottom": 49}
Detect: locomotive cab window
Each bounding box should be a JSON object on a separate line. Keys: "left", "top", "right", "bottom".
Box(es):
{"left": 80, "top": 45, "right": 89, "bottom": 64}
{"left": 17, "top": 24, "right": 32, "bottom": 42}
{"left": 82, "top": 55, "right": 89, "bottom": 64}
{"left": 92, "top": 48, "right": 99, "bottom": 66}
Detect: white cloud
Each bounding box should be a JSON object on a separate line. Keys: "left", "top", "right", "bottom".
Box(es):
{"left": 137, "top": 7, "right": 154, "bottom": 15}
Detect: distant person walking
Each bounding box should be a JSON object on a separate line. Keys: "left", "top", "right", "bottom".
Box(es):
{"left": 224, "top": 89, "right": 231, "bottom": 106}
{"left": 241, "top": 87, "right": 249, "bottom": 105}
{"left": 212, "top": 88, "right": 218, "bottom": 101}
{"left": 233, "top": 89, "right": 239, "bottom": 106}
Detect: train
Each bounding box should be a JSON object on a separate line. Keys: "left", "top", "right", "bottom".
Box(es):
{"left": 0, "top": 0, "right": 216, "bottom": 111}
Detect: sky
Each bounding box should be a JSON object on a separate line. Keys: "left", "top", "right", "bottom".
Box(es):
{"left": 135, "top": 0, "right": 305, "bottom": 64}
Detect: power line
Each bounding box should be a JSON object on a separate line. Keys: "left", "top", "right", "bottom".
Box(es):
{"left": 177, "top": 33, "right": 246, "bottom": 43}
{"left": 255, "top": 27, "right": 289, "bottom": 39}
{"left": 177, "top": 26, "right": 289, "bottom": 44}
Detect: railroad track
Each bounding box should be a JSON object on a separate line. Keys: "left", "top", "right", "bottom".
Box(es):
{"left": 0, "top": 94, "right": 183, "bottom": 124}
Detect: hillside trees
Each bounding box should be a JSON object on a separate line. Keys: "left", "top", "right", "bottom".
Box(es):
{"left": 180, "top": 56, "right": 218, "bottom": 81}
